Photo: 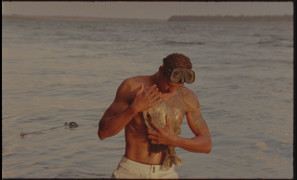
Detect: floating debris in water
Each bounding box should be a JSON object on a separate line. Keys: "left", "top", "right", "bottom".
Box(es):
{"left": 64, "top": 122, "right": 79, "bottom": 128}
{"left": 20, "top": 132, "right": 25, "bottom": 137}
{"left": 20, "top": 122, "right": 79, "bottom": 137}
{"left": 69, "top": 122, "right": 79, "bottom": 128}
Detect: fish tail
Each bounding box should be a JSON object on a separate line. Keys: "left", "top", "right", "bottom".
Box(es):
{"left": 172, "top": 154, "right": 183, "bottom": 167}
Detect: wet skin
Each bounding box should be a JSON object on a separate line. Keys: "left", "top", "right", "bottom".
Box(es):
{"left": 98, "top": 67, "right": 212, "bottom": 165}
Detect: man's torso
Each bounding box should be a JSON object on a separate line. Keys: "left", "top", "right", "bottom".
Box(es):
{"left": 123, "top": 75, "right": 190, "bottom": 165}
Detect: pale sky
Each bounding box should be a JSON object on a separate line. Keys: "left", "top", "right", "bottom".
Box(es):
{"left": 2, "top": 1, "right": 293, "bottom": 20}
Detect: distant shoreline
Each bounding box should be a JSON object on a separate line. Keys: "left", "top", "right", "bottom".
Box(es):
{"left": 168, "top": 15, "right": 293, "bottom": 22}
{"left": 2, "top": 14, "right": 293, "bottom": 22}
{"left": 2, "top": 14, "right": 164, "bottom": 22}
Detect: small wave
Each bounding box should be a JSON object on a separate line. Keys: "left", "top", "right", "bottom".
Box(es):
{"left": 255, "top": 141, "right": 269, "bottom": 152}
{"left": 163, "top": 40, "right": 213, "bottom": 45}
{"left": 257, "top": 40, "right": 272, "bottom": 45}
{"left": 28, "top": 116, "right": 51, "bottom": 121}
{"left": 257, "top": 36, "right": 293, "bottom": 47}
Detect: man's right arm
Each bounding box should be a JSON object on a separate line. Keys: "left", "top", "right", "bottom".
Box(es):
{"left": 98, "top": 79, "right": 137, "bottom": 140}
{"left": 98, "top": 79, "right": 161, "bottom": 140}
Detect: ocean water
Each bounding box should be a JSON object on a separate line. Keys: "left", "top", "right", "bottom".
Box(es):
{"left": 2, "top": 17, "right": 293, "bottom": 178}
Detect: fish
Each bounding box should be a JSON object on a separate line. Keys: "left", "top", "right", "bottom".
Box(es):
{"left": 143, "top": 100, "right": 183, "bottom": 171}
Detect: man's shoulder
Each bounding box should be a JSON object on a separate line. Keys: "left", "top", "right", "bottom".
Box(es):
{"left": 118, "top": 75, "right": 150, "bottom": 94}
{"left": 178, "top": 86, "right": 195, "bottom": 96}
{"left": 121, "top": 75, "right": 147, "bottom": 87}
{"left": 178, "top": 86, "right": 199, "bottom": 105}
{"left": 115, "top": 77, "right": 144, "bottom": 101}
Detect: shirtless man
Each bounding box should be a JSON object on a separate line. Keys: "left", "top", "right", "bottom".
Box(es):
{"left": 98, "top": 53, "right": 212, "bottom": 179}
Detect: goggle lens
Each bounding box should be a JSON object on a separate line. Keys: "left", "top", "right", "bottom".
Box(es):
{"left": 169, "top": 68, "right": 195, "bottom": 84}
{"left": 172, "top": 70, "right": 183, "bottom": 80}
{"left": 183, "top": 70, "right": 195, "bottom": 83}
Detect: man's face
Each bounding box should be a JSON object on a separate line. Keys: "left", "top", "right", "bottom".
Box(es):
{"left": 166, "top": 80, "right": 184, "bottom": 93}
{"left": 159, "top": 70, "right": 184, "bottom": 93}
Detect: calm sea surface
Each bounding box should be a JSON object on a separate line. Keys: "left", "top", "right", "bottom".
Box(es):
{"left": 2, "top": 17, "right": 293, "bottom": 178}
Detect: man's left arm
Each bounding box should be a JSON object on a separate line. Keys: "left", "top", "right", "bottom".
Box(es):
{"left": 177, "top": 109, "right": 212, "bottom": 153}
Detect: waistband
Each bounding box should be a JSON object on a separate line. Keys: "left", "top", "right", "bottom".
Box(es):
{"left": 121, "top": 156, "right": 168, "bottom": 171}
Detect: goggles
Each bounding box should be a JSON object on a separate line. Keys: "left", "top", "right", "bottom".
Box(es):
{"left": 164, "top": 67, "right": 195, "bottom": 84}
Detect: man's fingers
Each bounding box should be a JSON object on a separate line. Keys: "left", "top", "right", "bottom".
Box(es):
{"left": 136, "top": 83, "right": 144, "bottom": 96}
{"left": 147, "top": 134, "right": 158, "bottom": 140}
{"left": 147, "top": 85, "right": 161, "bottom": 99}
{"left": 148, "top": 129, "right": 159, "bottom": 136}
{"left": 151, "top": 98, "right": 162, "bottom": 107}
{"left": 151, "top": 91, "right": 161, "bottom": 100}
{"left": 150, "top": 93, "right": 162, "bottom": 102}
{"left": 151, "top": 88, "right": 162, "bottom": 100}
{"left": 146, "top": 85, "right": 158, "bottom": 96}
{"left": 150, "top": 140, "right": 160, "bottom": 144}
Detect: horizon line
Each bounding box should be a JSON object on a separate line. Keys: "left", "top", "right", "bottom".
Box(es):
{"left": 2, "top": 14, "right": 293, "bottom": 21}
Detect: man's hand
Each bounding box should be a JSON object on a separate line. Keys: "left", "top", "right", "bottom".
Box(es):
{"left": 130, "top": 84, "right": 162, "bottom": 113}
{"left": 147, "top": 115, "right": 178, "bottom": 146}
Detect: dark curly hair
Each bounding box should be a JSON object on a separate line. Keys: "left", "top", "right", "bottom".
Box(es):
{"left": 163, "top": 53, "right": 192, "bottom": 69}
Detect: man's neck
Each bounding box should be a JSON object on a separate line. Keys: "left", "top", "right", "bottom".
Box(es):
{"left": 151, "top": 72, "right": 179, "bottom": 100}
{"left": 152, "top": 72, "right": 162, "bottom": 90}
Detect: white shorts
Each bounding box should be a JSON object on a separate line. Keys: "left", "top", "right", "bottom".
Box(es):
{"left": 111, "top": 156, "right": 179, "bottom": 179}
